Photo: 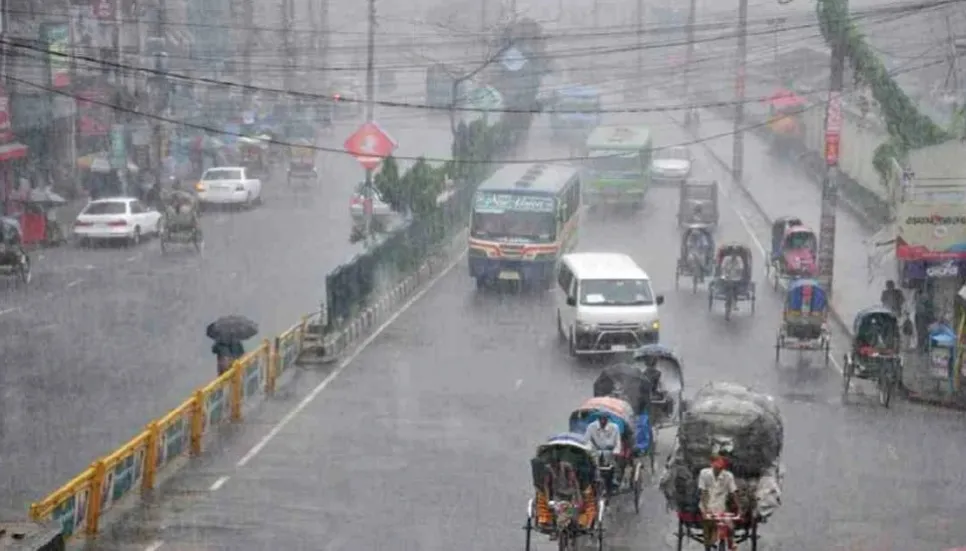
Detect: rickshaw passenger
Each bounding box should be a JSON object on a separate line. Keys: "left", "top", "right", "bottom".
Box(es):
{"left": 720, "top": 253, "right": 745, "bottom": 282}
{"left": 686, "top": 230, "right": 713, "bottom": 263}
{"left": 856, "top": 317, "right": 896, "bottom": 351}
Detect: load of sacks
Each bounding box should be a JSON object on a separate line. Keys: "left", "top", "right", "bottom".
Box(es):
{"left": 659, "top": 382, "right": 784, "bottom": 520}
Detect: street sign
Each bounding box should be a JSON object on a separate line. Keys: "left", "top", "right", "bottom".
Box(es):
{"left": 344, "top": 121, "right": 398, "bottom": 170}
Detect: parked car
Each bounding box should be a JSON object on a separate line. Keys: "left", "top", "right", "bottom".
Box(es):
{"left": 195, "top": 166, "right": 262, "bottom": 207}
{"left": 349, "top": 182, "right": 394, "bottom": 228}
{"left": 73, "top": 197, "right": 163, "bottom": 246}
{"left": 651, "top": 146, "right": 692, "bottom": 184}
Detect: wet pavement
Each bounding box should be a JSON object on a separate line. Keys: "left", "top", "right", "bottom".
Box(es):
{"left": 0, "top": 67, "right": 455, "bottom": 514}
{"left": 88, "top": 108, "right": 966, "bottom": 551}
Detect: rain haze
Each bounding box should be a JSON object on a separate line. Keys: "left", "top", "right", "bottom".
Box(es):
{"left": 2, "top": 0, "right": 966, "bottom": 549}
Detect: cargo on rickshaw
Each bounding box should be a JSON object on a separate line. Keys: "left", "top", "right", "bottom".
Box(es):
{"left": 775, "top": 278, "right": 831, "bottom": 365}
{"left": 843, "top": 307, "right": 902, "bottom": 407}
{"left": 675, "top": 225, "right": 715, "bottom": 293}
{"left": 676, "top": 181, "right": 719, "bottom": 230}
{"left": 660, "top": 383, "right": 784, "bottom": 551}
{"left": 568, "top": 396, "right": 647, "bottom": 513}
{"left": 524, "top": 433, "right": 605, "bottom": 551}
{"left": 237, "top": 136, "right": 270, "bottom": 176}
{"left": 287, "top": 141, "right": 318, "bottom": 187}
{"left": 708, "top": 243, "right": 756, "bottom": 320}
{"left": 159, "top": 189, "right": 202, "bottom": 254}
{"left": 766, "top": 217, "right": 817, "bottom": 289}
{"left": 0, "top": 216, "right": 31, "bottom": 286}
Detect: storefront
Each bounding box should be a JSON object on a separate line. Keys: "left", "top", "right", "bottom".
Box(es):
{"left": 896, "top": 202, "right": 966, "bottom": 319}
{"left": 0, "top": 85, "right": 31, "bottom": 215}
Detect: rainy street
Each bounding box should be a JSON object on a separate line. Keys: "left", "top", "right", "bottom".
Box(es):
{"left": 0, "top": 71, "right": 454, "bottom": 513}
{"left": 91, "top": 107, "right": 966, "bottom": 551}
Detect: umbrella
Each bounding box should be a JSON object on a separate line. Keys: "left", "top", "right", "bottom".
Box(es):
{"left": 27, "top": 188, "right": 67, "bottom": 206}
{"left": 593, "top": 363, "right": 651, "bottom": 414}
{"left": 768, "top": 89, "right": 806, "bottom": 109}
{"left": 206, "top": 315, "right": 259, "bottom": 342}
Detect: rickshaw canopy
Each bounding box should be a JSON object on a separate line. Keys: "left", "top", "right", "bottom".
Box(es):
{"left": 770, "top": 216, "right": 804, "bottom": 257}
{"left": 785, "top": 278, "right": 828, "bottom": 317}
{"left": 593, "top": 363, "right": 652, "bottom": 415}
{"left": 568, "top": 397, "right": 636, "bottom": 437}
{"left": 633, "top": 344, "right": 684, "bottom": 386}
{"left": 532, "top": 433, "right": 598, "bottom": 491}
{"left": 852, "top": 306, "right": 899, "bottom": 335}
{"left": 853, "top": 306, "right": 901, "bottom": 353}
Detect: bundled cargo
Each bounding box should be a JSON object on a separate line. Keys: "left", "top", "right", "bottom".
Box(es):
{"left": 659, "top": 382, "right": 784, "bottom": 520}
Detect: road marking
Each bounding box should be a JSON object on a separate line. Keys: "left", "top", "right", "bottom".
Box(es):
{"left": 515, "top": 379, "right": 524, "bottom": 390}
{"left": 0, "top": 307, "right": 20, "bottom": 316}
{"left": 144, "top": 540, "right": 164, "bottom": 551}
{"left": 125, "top": 254, "right": 140, "bottom": 262}
{"left": 235, "top": 250, "right": 467, "bottom": 469}
{"left": 209, "top": 475, "right": 230, "bottom": 491}
{"left": 66, "top": 278, "right": 83, "bottom": 288}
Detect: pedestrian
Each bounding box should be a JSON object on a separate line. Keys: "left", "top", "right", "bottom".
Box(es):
{"left": 880, "top": 280, "right": 905, "bottom": 317}
{"left": 914, "top": 286, "right": 935, "bottom": 353}
{"left": 212, "top": 340, "right": 245, "bottom": 376}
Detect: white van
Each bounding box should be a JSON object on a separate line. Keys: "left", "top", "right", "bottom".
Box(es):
{"left": 555, "top": 252, "right": 664, "bottom": 356}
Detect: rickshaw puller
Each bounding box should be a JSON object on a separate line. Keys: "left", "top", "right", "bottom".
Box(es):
{"left": 584, "top": 416, "right": 621, "bottom": 493}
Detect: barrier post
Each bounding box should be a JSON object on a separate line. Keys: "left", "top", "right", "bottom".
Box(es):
{"left": 190, "top": 391, "right": 204, "bottom": 455}
{"left": 230, "top": 362, "right": 243, "bottom": 422}
{"left": 267, "top": 336, "right": 279, "bottom": 395}
{"left": 86, "top": 460, "right": 107, "bottom": 535}
{"left": 299, "top": 314, "right": 309, "bottom": 348}
{"left": 142, "top": 421, "right": 160, "bottom": 492}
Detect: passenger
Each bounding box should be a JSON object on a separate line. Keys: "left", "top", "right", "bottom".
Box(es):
{"left": 720, "top": 253, "right": 745, "bottom": 283}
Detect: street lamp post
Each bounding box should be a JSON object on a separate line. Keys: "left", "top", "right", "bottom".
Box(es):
{"left": 363, "top": 0, "right": 377, "bottom": 242}
{"left": 732, "top": 0, "right": 748, "bottom": 185}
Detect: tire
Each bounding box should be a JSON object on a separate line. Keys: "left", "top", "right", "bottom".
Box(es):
{"left": 160, "top": 234, "right": 168, "bottom": 254}
{"left": 775, "top": 337, "right": 781, "bottom": 364}
{"left": 676, "top": 520, "right": 685, "bottom": 551}
{"left": 632, "top": 461, "right": 642, "bottom": 514}
{"left": 878, "top": 371, "right": 893, "bottom": 408}
{"left": 18, "top": 254, "right": 30, "bottom": 285}
{"left": 557, "top": 311, "right": 566, "bottom": 342}
{"left": 568, "top": 329, "right": 578, "bottom": 358}
{"left": 842, "top": 356, "right": 852, "bottom": 403}
{"left": 475, "top": 277, "right": 486, "bottom": 291}
{"left": 193, "top": 230, "right": 204, "bottom": 253}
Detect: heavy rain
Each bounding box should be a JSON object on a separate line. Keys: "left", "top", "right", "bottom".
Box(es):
{"left": 1, "top": 0, "right": 966, "bottom": 548}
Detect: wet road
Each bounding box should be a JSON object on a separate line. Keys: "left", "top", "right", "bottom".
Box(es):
{"left": 92, "top": 108, "right": 966, "bottom": 550}
{"left": 0, "top": 67, "right": 454, "bottom": 513}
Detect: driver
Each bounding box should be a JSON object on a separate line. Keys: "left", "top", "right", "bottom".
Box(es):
{"left": 584, "top": 415, "right": 621, "bottom": 493}
{"left": 686, "top": 229, "right": 713, "bottom": 266}
{"left": 640, "top": 356, "right": 672, "bottom": 416}
{"left": 720, "top": 252, "right": 746, "bottom": 283}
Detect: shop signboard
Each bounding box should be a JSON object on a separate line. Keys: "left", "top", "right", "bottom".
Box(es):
{"left": 896, "top": 202, "right": 966, "bottom": 261}
{"left": 77, "top": 87, "right": 113, "bottom": 137}
{"left": 0, "top": 85, "right": 12, "bottom": 142}
{"left": 40, "top": 23, "right": 71, "bottom": 88}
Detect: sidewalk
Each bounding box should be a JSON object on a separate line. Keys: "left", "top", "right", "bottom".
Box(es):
{"left": 664, "top": 90, "right": 966, "bottom": 410}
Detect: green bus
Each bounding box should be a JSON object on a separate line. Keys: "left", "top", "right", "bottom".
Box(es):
{"left": 583, "top": 126, "right": 653, "bottom": 207}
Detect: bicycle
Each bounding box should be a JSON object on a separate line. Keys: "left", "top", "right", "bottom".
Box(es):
{"left": 705, "top": 512, "right": 742, "bottom": 551}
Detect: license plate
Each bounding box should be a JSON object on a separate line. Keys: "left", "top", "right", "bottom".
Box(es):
{"left": 610, "top": 345, "right": 628, "bottom": 352}
{"left": 498, "top": 270, "right": 520, "bottom": 280}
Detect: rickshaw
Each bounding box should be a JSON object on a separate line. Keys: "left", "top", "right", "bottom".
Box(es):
{"left": 525, "top": 433, "right": 605, "bottom": 551}
{"left": 631, "top": 344, "right": 685, "bottom": 431}
{"left": 775, "top": 278, "right": 831, "bottom": 365}
{"left": 708, "top": 243, "right": 756, "bottom": 320}
{"left": 237, "top": 136, "right": 270, "bottom": 176}
{"left": 159, "top": 190, "right": 203, "bottom": 254}
{"left": 766, "top": 89, "right": 806, "bottom": 154}
{"left": 0, "top": 216, "right": 31, "bottom": 285}
{"left": 287, "top": 142, "right": 318, "bottom": 187}
{"left": 568, "top": 397, "right": 645, "bottom": 513}
{"left": 842, "top": 307, "right": 903, "bottom": 407}
{"left": 767, "top": 218, "right": 817, "bottom": 290}
{"left": 676, "top": 181, "right": 719, "bottom": 229}
{"left": 675, "top": 226, "right": 715, "bottom": 293}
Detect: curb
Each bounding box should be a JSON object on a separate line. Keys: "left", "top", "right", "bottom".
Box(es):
{"left": 319, "top": 228, "right": 467, "bottom": 361}
{"left": 664, "top": 106, "right": 966, "bottom": 410}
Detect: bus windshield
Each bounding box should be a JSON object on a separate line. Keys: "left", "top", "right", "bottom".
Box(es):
{"left": 587, "top": 152, "right": 641, "bottom": 173}
{"left": 471, "top": 211, "right": 557, "bottom": 243}
{"left": 557, "top": 97, "right": 600, "bottom": 114}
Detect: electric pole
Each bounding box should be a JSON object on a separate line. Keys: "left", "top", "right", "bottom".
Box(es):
{"left": 321, "top": 0, "right": 330, "bottom": 92}
{"left": 363, "top": 0, "right": 377, "bottom": 241}
{"left": 817, "top": 0, "right": 848, "bottom": 298}
{"left": 732, "top": 0, "right": 748, "bottom": 186}
{"left": 593, "top": 0, "right": 600, "bottom": 81}
{"left": 283, "top": 0, "right": 295, "bottom": 91}
{"left": 242, "top": 0, "right": 254, "bottom": 100}
{"left": 684, "top": 0, "right": 697, "bottom": 114}
{"left": 636, "top": 0, "right": 644, "bottom": 88}
{"left": 153, "top": 0, "right": 166, "bottom": 189}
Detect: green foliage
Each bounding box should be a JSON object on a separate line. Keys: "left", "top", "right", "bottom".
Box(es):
{"left": 815, "top": 0, "right": 948, "bottom": 179}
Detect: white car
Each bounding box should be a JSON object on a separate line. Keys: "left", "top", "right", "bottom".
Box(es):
{"left": 73, "top": 197, "right": 163, "bottom": 246}
{"left": 349, "top": 182, "right": 394, "bottom": 225}
{"left": 651, "top": 146, "right": 693, "bottom": 184}
{"left": 195, "top": 166, "right": 262, "bottom": 207}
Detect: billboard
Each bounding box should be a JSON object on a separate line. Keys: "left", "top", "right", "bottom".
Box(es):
{"left": 896, "top": 203, "right": 966, "bottom": 261}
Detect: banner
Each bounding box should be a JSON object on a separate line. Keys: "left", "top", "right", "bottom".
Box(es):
{"left": 41, "top": 23, "right": 71, "bottom": 88}
{"left": 897, "top": 203, "right": 966, "bottom": 261}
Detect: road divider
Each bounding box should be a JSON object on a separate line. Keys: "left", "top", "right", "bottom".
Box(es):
{"left": 30, "top": 117, "right": 530, "bottom": 541}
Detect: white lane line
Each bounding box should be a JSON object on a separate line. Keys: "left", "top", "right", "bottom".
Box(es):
{"left": 66, "top": 278, "right": 83, "bottom": 288}
{"left": 144, "top": 540, "right": 164, "bottom": 551}
{"left": 209, "top": 475, "right": 230, "bottom": 491}
{"left": 125, "top": 254, "right": 140, "bottom": 262}
{"left": 235, "top": 250, "right": 467, "bottom": 469}
{"left": 515, "top": 379, "right": 524, "bottom": 390}
{"left": 0, "top": 307, "right": 20, "bottom": 316}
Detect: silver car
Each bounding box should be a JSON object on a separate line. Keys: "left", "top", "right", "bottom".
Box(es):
{"left": 349, "top": 182, "right": 394, "bottom": 228}
{"left": 651, "top": 146, "right": 692, "bottom": 184}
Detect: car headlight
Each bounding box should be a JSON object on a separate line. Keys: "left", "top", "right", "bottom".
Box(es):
{"left": 576, "top": 321, "right": 597, "bottom": 332}
{"left": 644, "top": 321, "right": 660, "bottom": 331}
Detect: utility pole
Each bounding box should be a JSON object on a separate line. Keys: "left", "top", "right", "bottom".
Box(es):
{"left": 363, "top": 0, "right": 377, "bottom": 240}
{"left": 817, "top": 0, "right": 848, "bottom": 298}
{"left": 153, "top": 0, "right": 166, "bottom": 189}
{"left": 684, "top": 0, "right": 697, "bottom": 117}
{"left": 593, "top": 0, "right": 600, "bottom": 81}
{"left": 320, "top": 0, "right": 330, "bottom": 92}
{"left": 732, "top": 0, "right": 748, "bottom": 186}
{"left": 283, "top": 0, "right": 295, "bottom": 92}
{"left": 636, "top": 0, "right": 644, "bottom": 87}
{"left": 767, "top": 17, "right": 785, "bottom": 68}
{"left": 242, "top": 0, "right": 253, "bottom": 93}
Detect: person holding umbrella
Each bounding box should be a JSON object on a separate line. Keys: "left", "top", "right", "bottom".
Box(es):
{"left": 207, "top": 315, "right": 259, "bottom": 375}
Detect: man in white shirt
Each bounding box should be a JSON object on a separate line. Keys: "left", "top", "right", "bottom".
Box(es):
{"left": 720, "top": 254, "right": 745, "bottom": 282}
{"left": 698, "top": 454, "right": 739, "bottom": 551}
{"left": 584, "top": 416, "right": 622, "bottom": 493}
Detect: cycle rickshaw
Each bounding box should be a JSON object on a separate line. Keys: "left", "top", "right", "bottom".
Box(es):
{"left": 708, "top": 243, "right": 757, "bottom": 320}
{"left": 766, "top": 218, "right": 817, "bottom": 290}
{"left": 675, "top": 226, "right": 715, "bottom": 293}
{"left": 0, "top": 216, "right": 31, "bottom": 286}
{"left": 842, "top": 306, "right": 902, "bottom": 407}
{"left": 775, "top": 278, "right": 831, "bottom": 365}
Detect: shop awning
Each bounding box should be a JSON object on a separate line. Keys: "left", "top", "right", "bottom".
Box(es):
{"left": 0, "top": 142, "right": 28, "bottom": 162}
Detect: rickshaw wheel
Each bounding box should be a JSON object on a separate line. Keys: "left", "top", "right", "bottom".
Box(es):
{"left": 841, "top": 356, "right": 853, "bottom": 403}
{"left": 632, "top": 461, "right": 642, "bottom": 513}
{"left": 823, "top": 340, "right": 831, "bottom": 366}
{"left": 675, "top": 519, "right": 686, "bottom": 551}
{"left": 595, "top": 519, "right": 604, "bottom": 551}
{"left": 18, "top": 255, "right": 30, "bottom": 285}
{"left": 674, "top": 270, "right": 680, "bottom": 290}
{"left": 160, "top": 235, "right": 168, "bottom": 254}
{"left": 707, "top": 288, "right": 714, "bottom": 311}
{"left": 691, "top": 273, "right": 698, "bottom": 294}
{"left": 523, "top": 516, "right": 532, "bottom": 551}
{"left": 774, "top": 337, "right": 782, "bottom": 364}
{"left": 878, "top": 370, "right": 893, "bottom": 408}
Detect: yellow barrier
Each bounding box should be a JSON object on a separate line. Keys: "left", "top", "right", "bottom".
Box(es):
{"left": 29, "top": 314, "right": 316, "bottom": 539}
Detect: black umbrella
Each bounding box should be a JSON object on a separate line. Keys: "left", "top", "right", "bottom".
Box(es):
{"left": 206, "top": 315, "right": 259, "bottom": 342}
{"left": 593, "top": 363, "right": 651, "bottom": 414}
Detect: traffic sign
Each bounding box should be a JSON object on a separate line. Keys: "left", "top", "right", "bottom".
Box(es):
{"left": 343, "top": 121, "right": 397, "bottom": 170}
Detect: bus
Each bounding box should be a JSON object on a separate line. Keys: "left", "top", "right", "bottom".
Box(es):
{"left": 469, "top": 163, "right": 581, "bottom": 289}
{"left": 583, "top": 126, "right": 653, "bottom": 207}
{"left": 549, "top": 85, "right": 602, "bottom": 142}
